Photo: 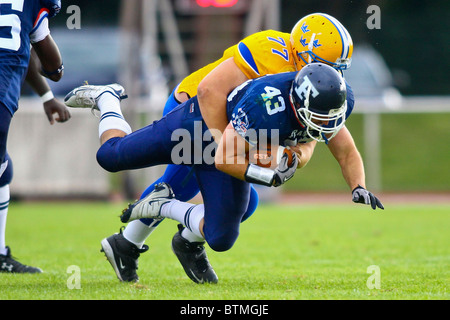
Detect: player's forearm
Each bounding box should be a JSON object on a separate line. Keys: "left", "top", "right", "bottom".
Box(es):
{"left": 26, "top": 49, "right": 52, "bottom": 96}
{"left": 215, "top": 124, "right": 249, "bottom": 181}
{"left": 291, "top": 141, "right": 316, "bottom": 169}
{"left": 339, "top": 151, "right": 366, "bottom": 190}
{"left": 32, "top": 35, "right": 63, "bottom": 82}
{"left": 216, "top": 161, "right": 248, "bottom": 181}
{"left": 328, "top": 127, "right": 366, "bottom": 190}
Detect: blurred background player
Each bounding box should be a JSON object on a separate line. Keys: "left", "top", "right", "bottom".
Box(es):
{"left": 0, "top": 0, "right": 70, "bottom": 273}
{"left": 99, "top": 13, "right": 356, "bottom": 282}
{"left": 65, "top": 63, "right": 383, "bottom": 283}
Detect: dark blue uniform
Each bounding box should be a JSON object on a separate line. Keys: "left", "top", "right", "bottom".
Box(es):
{"left": 0, "top": 0, "right": 54, "bottom": 186}
{"left": 227, "top": 71, "right": 354, "bottom": 146}
{"left": 97, "top": 72, "right": 354, "bottom": 251}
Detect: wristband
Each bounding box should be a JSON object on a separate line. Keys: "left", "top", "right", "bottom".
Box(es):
{"left": 244, "top": 163, "right": 274, "bottom": 187}
{"left": 41, "top": 63, "right": 64, "bottom": 77}
{"left": 40, "top": 91, "right": 54, "bottom": 103}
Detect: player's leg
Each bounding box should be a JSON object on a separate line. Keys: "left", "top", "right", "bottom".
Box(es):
{"left": 169, "top": 169, "right": 250, "bottom": 284}
{"left": 120, "top": 165, "right": 251, "bottom": 283}
{"left": 121, "top": 88, "right": 200, "bottom": 238}
{"left": 115, "top": 167, "right": 256, "bottom": 273}
{"left": 241, "top": 185, "right": 259, "bottom": 222}
{"left": 0, "top": 107, "right": 42, "bottom": 273}
{"left": 122, "top": 164, "right": 199, "bottom": 247}
{"left": 100, "top": 88, "right": 202, "bottom": 281}
{"left": 64, "top": 83, "right": 131, "bottom": 145}
{"left": 194, "top": 166, "right": 251, "bottom": 252}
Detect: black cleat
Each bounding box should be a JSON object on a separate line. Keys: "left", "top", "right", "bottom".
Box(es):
{"left": 100, "top": 228, "right": 149, "bottom": 282}
{"left": 0, "top": 246, "right": 42, "bottom": 273}
{"left": 171, "top": 224, "right": 218, "bottom": 284}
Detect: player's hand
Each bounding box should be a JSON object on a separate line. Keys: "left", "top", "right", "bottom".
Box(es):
{"left": 352, "top": 185, "right": 384, "bottom": 210}
{"left": 43, "top": 98, "right": 71, "bottom": 125}
{"left": 272, "top": 151, "right": 298, "bottom": 187}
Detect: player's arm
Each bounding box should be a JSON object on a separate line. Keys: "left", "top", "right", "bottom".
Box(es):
{"left": 327, "top": 126, "right": 365, "bottom": 190}
{"left": 327, "top": 126, "right": 384, "bottom": 209}
{"left": 215, "top": 123, "right": 298, "bottom": 187}
{"left": 290, "top": 140, "right": 317, "bottom": 169}
{"left": 215, "top": 122, "right": 250, "bottom": 181}
{"left": 31, "top": 34, "right": 63, "bottom": 82}
{"left": 26, "top": 48, "right": 70, "bottom": 124}
{"left": 197, "top": 58, "right": 249, "bottom": 144}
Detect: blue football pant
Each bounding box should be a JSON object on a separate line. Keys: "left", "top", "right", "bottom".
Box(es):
{"left": 137, "top": 89, "right": 259, "bottom": 228}
{"left": 0, "top": 104, "right": 13, "bottom": 187}
{"left": 96, "top": 102, "right": 253, "bottom": 251}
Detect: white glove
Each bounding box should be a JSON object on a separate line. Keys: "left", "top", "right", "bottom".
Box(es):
{"left": 272, "top": 151, "right": 298, "bottom": 187}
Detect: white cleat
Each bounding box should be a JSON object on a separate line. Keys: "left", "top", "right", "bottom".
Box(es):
{"left": 120, "top": 182, "right": 175, "bottom": 223}
{"left": 64, "top": 83, "right": 127, "bottom": 110}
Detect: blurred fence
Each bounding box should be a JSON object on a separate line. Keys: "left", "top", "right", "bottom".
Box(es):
{"left": 8, "top": 98, "right": 164, "bottom": 199}
{"left": 355, "top": 96, "right": 450, "bottom": 191}
{"left": 8, "top": 96, "right": 450, "bottom": 199}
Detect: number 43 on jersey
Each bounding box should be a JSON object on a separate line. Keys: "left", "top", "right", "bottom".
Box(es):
{"left": 261, "top": 86, "right": 286, "bottom": 115}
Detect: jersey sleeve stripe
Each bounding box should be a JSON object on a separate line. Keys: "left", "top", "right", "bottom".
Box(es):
{"left": 31, "top": 8, "right": 49, "bottom": 34}
{"left": 237, "top": 42, "right": 260, "bottom": 76}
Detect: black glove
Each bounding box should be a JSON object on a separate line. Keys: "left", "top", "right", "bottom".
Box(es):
{"left": 352, "top": 185, "right": 384, "bottom": 210}
{"left": 272, "top": 151, "right": 298, "bottom": 187}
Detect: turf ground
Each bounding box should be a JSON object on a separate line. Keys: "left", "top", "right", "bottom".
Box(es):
{"left": 0, "top": 200, "right": 448, "bottom": 301}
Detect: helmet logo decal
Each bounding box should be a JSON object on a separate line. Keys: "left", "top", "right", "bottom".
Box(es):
{"left": 300, "top": 23, "right": 310, "bottom": 33}
{"left": 299, "top": 34, "right": 322, "bottom": 49}
{"left": 299, "top": 36, "right": 308, "bottom": 47}
{"left": 294, "top": 75, "right": 319, "bottom": 108}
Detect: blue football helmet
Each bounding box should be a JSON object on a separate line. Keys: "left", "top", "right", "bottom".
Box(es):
{"left": 289, "top": 63, "right": 347, "bottom": 143}
{"left": 40, "top": 0, "right": 61, "bottom": 18}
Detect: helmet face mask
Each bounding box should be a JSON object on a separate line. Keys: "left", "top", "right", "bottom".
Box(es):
{"left": 290, "top": 13, "right": 353, "bottom": 71}
{"left": 298, "top": 51, "right": 352, "bottom": 71}
{"left": 290, "top": 63, "right": 348, "bottom": 143}
{"left": 296, "top": 101, "right": 347, "bottom": 143}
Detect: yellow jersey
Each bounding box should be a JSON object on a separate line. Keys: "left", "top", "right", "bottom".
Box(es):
{"left": 177, "top": 30, "right": 296, "bottom": 98}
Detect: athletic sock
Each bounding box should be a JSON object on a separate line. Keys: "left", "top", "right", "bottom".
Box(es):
{"left": 97, "top": 93, "right": 131, "bottom": 138}
{"left": 122, "top": 219, "right": 157, "bottom": 249}
{"left": 0, "top": 185, "right": 10, "bottom": 256}
{"left": 161, "top": 200, "right": 205, "bottom": 240}
{"left": 181, "top": 227, "right": 204, "bottom": 243}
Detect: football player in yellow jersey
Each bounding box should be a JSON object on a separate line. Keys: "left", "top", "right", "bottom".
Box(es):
{"left": 100, "top": 13, "right": 355, "bottom": 283}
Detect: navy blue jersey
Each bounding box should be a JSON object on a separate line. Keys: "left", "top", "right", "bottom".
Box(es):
{"left": 226, "top": 71, "right": 354, "bottom": 146}
{"left": 0, "top": 0, "right": 49, "bottom": 114}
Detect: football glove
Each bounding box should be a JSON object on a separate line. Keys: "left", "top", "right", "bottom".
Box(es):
{"left": 272, "top": 151, "right": 299, "bottom": 187}
{"left": 352, "top": 185, "right": 384, "bottom": 210}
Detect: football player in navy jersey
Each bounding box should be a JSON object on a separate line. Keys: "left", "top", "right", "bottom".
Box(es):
{"left": 65, "top": 63, "right": 383, "bottom": 283}
{"left": 0, "top": 0, "right": 70, "bottom": 273}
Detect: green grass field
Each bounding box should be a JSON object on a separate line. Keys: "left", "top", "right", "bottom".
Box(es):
{"left": 0, "top": 201, "right": 448, "bottom": 300}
